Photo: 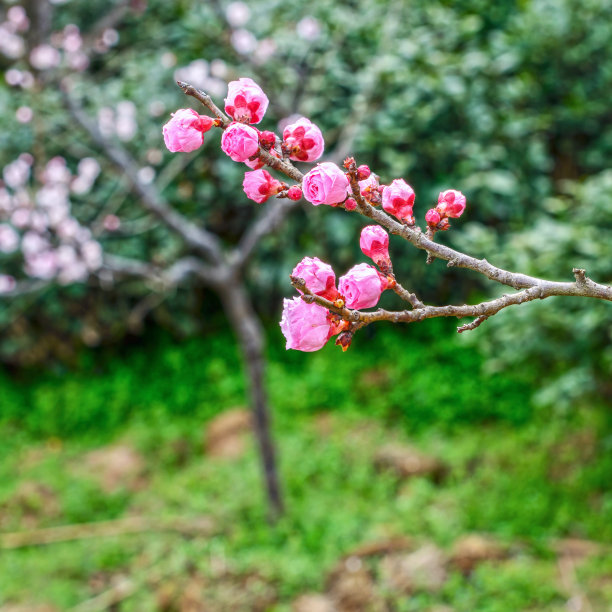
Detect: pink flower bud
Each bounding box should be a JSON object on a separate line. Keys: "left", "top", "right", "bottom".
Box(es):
{"left": 359, "top": 225, "right": 390, "bottom": 268}
{"left": 436, "top": 189, "right": 466, "bottom": 218}
{"left": 339, "top": 263, "right": 385, "bottom": 309}
{"left": 292, "top": 256, "right": 337, "bottom": 300}
{"left": 356, "top": 165, "right": 370, "bottom": 181}
{"left": 280, "top": 297, "right": 331, "bottom": 352}
{"left": 286, "top": 186, "right": 302, "bottom": 201}
{"left": 242, "top": 169, "right": 283, "bottom": 204}
{"left": 282, "top": 117, "right": 325, "bottom": 162}
{"left": 224, "top": 77, "right": 269, "bottom": 124}
{"left": 221, "top": 122, "right": 260, "bottom": 162}
{"left": 425, "top": 208, "right": 441, "bottom": 226}
{"left": 381, "top": 179, "right": 415, "bottom": 224}
{"left": 302, "top": 162, "right": 350, "bottom": 206}
{"left": 162, "top": 108, "right": 213, "bottom": 153}
{"left": 259, "top": 130, "right": 276, "bottom": 146}
{"left": 344, "top": 198, "right": 357, "bottom": 211}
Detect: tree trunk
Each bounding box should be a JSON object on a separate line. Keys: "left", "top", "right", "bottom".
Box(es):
{"left": 219, "top": 281, "right": 284, "bottom": 521}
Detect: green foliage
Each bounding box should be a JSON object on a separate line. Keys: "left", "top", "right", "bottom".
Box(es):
{"left": 0, "top": 319, "right": 534, "bottom": 437}
{"left": 457, "top": 170, "right": 612, "bottom": 408}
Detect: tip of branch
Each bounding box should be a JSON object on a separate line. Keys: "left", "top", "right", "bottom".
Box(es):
{"left": 573, "top": 267, "right": 587, "bottom": 286}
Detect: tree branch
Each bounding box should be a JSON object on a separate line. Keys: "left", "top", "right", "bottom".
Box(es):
{"left": 343, "top": 162, "right": 612, "bottom": 299}
{"left": 292, "top": 274, "right": 611, "bottom": 334}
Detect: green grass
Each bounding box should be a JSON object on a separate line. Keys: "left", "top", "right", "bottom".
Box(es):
{"left": 0, "top": 321, "right": 611, "bottom": 609}
{"left": 0, "top": 319, "right": 534, "bottom": 439}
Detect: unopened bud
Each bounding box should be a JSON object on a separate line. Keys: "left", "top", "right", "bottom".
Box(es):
{"left": 356, "top": 164, "right": 370, "bottom": 181}
{"left": 335, "top": 330, "right": 353, "bottom": 352}
{"left": 425, "top": 208, "right": 441, "bottom": 227}
{"left": 344, "top": 197, "right": 357, "bottom": 211}
{"left": 286, "top": 186, "right": 302, "bottom": 201}
{"left": 259, "top": 130, "right": 276, "bottom": 147}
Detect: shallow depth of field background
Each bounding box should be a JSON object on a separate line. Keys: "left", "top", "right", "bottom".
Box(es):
{"left": 1, "top": 0, "right": 612, "bottom": 610}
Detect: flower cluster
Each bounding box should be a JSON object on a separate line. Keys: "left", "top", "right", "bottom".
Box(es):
{"left": 0, "top": 154, "right": 104, "bottom": 292}
{"left": 280, "top": 251, "right": 389, "bottom": 352}
{"left": 425, "top": 189, "right": 467, "bottom": 231}
{"left": 162, "top": 77, "right": 468, "bottom": 352}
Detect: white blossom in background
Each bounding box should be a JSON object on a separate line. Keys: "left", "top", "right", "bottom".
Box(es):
{"left": 148, "top": 100, "right": 165, "bottom": 117}
{"left": 116, "top": 101, "right": 137, "bottom": 142}
{"left": 62, "top": 25, "right": 82, "bottom": 52}
{"left": 5, "top": 69, "right": 23, "bottom": 86}
{"left": 174, "top": 59, "right": 209, "bottom": 90}
{"left": 0, "top": 155, "right": 104, "bottom": 286}
{"left": 102, "top": 28, "right": 119, "bottom": 47}
{"left": 161, "top": 52, "right": 176, "bottom": 69}
{"left": 7, "top": 5, "right": 30, "bottom": 31}
{"left": 253, "top": 39, "right": 276, "bottom": 64}
{"left": 16, "top": 106, "right": 33, "bottom": 123}
{"left": 0, "top": 275, "right": 16, "bottom": 294}
{"left": 0, "top": 23, "right": 25, "bottom": 59}
{"left": 0, "top": 224, "right": 19, "bottom": 253}
{"left": 29, "top": 44, "right": 61, "bottom": 70}
{"left": 231, "top": 29, "right": 257, "bottom": 55}
{"left": 98, "top": 107, "right": 115, "bottom": 138}
{"left": 137, "top": 167, "right": 156, "bottom": 185}
{"left": 225, "top": 2, "right": 251, "bottom": 27}
{"left": 210, "top": 59, "right": 228, "bottom": 79}
{"left": 297, "top": 16, "right": 321, "bottom": 41}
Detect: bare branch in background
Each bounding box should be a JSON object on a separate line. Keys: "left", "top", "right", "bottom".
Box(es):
{"left": 64, "top": 92, "right": 225, "bottom": 265}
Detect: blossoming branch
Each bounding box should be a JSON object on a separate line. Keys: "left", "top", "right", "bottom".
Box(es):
{"left": 163, "top": 77, "right": 612, "bottom": 352}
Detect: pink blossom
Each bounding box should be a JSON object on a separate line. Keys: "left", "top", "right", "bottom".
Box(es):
{"left": 221, "top": 122, "right": 260, "bottom": 162}
{"left": 436, "top": 189, "right": 466, "bottom": 218}
{"left": 224, "top": 77, "right": 269, "bottom": 124}
{"left": 344, "top": 198, "right": 357, "bottom": 211}
{"left": 292, "top": 256, "right": 337, "bottom": 299}
{"left": 359, "top": 225, "right": 390, "bottom": 268}
{"left": 0, "top": 275, "right": 16, "bottom": 294}
{"left": 280, "top": 296, "right": 331, "bottom": 352}
{"left": 382, "top": 179, "right": 415, "bottom": 223}
{"left": 302, "top": 162, "right": 349, "bottom": 206}
{"left": 242, "top": 169, "right": 283, "bottom": 204}
{"left": 163, "top": 109, "right": 213, "bottom": 153}
{"left": 0, "top": 224, "right": 19, "bottom": 253}
{"left": 283, "top": 117, "right": 324, "bottom": 162}
{"left": 425, "top": 209, "right": 441, "bottom": 226}
{"left": 339, "top": 263, "right": 385, "bottom": 309}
